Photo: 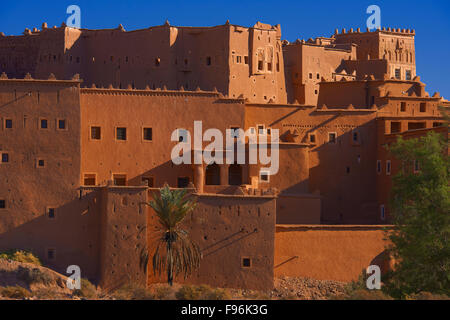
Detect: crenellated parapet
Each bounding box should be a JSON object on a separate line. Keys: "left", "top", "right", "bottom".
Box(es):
{"left": 334, "top": 27, "right": 415, "bottom": 36}
{"left": 80, "top": 81, "right": 227, "bottom": 98}
{"left": 0, "top": 72, "right": 83, "bottom": 84}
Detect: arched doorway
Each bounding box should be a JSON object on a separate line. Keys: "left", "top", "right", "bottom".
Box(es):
{"left": 205, "top": 163, "right": 220, "bottom": 185}
{"left": 228, "top": 164, "right": 242, "bottom": 185}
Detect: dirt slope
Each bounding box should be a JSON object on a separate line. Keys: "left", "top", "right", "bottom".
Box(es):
{"left": 0, "top": 258, "right": 73, "bottom": 299}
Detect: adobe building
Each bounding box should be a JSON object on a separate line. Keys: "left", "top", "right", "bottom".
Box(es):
{"left": 0, "top": 21, "right": 447, "bottom": 290}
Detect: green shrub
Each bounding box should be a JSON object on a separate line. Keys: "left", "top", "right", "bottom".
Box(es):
{"left": 113, "top": 284, "right": 154, "bottom": 300}
{"left": 0, "top": 250, "right": 42, "bottom": 266}
{"left": 345, "top": 289, "right": 393, "bottom": 300}
{"left": 385, "top": 132, "right": 450, "bottom": 299}
{"left": 72, "top": 279, "right": 98, "bottom": 299}
{"left": 406, "top": 292, "right": 450, "bottom": 300}
{"left": 0, "top": 286, "right": 32, "bottom": 299}
{"left": 331, "top": 271, "right": 393, "bottom": 300}
{"left": 17, "top": 266, "right": 53, "bottom": 285}
{"left": 204, "top": 288, "right": 230, "bottom": 300}
{"left": 154, "top": 285, "right": 173, "bottom": 300}
{"left": 176, "top": 285, "right": 199, "bottom": 300}
{"left": 33, "top": 288, "right": 65, "bottom": 300}
{"left": 343, "top": 271, "right": 368, "bottom": 294}
{"left": 176, "top": 284, "right": 230, "bottom": 300}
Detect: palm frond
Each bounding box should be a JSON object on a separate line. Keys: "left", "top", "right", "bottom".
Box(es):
{"left": 144, "top": 185, "right": 201, "bottom": 285}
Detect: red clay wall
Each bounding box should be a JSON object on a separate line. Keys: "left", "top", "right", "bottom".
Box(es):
{"left": 97, "top": 186, "right": 148, "bottom": 290}
{"left": 147, "top": 192, "right": 277, "bottom": 291}
{"left": 80, "top": 89, "right": 246, "bottom": 189}
{"left": 245, "top": 104, "right": 380, "bottom": 224}
{"left": 0, "top": 79, "right": 103, "bottom": 280}
{"left": 276, "top": 194, "right": 321, "bottom": 224}
{"left": 275, "top": 225, "right": 391, "bottom": 282}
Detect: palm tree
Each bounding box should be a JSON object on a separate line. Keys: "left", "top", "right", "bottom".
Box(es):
{"left": 143, "top": 185, "right": 201, "bottom": 286}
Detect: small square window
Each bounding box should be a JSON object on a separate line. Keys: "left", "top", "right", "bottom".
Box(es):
{"left": 258, "top": 60, "right": 264, "bottom": 71}
{"left": 257, "top": 125, "right": 265, "bottom": 135}
{"left": 405, "top": 70, "right": 411, "bottom": 80}
{"left": 0, "top": 200, "right": 5, "bottom": 209}
{"left": 177, "top": 177, "right": 190, "bottom": 188}
{"left": 37, "top": 159, "right": 45, "bottom": 167}
{"left": 48, "top": 208, "right": 56, "bottom": 219}
{"left": 40, "top": 119, "right": 48, "bottom": 129}
{"left": 113, "top": 174, "right": 127, "bottom": 186}
{"left": 84, "top": 174, "right": 96, "bottom": 186}
{"left": 5, "top": 119, "right": 12, "bottom": 129}
{"left": 400, "top": 102, "right": 406, "bottom": 112}
{"left": 116, "top": 127, "right": 127, "bottom": 141}
{"left": 142, "top": 177, "right": 154, "bottom": 187}
{"left": 58, "top": 119, "right": 66, "bottom": 130}
{"left": 391, "top": 122, "right": 401, "bottom": 133}
{"left": 1, "top": 153, "right": 9, "bottom": 163}
{"left": 419, "top": 103, "right": 426, "bottom": 113}
{"left": 47, "top": 249, "right": 55, "bottom": 260}
{"left": 309, "top": 134, "right": 316, "bottom": 143}
{"left": 259, "top": 171, "right": 270, "bottom": 183}
{"left": 328, "top": 133, "right": 337, "bottom": 144}
{"left": 143, "top": 128, "right": 153, "bottom": 141}
{"left": 91, "top": 126, "right": 101, "bottom": 140}
{"left": 242, "top": 258, "right": 251, "bottom": 268}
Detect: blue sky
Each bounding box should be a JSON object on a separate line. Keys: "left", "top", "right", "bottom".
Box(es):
{"left": 1, "top": 0, "right": 449, "bottom": 98}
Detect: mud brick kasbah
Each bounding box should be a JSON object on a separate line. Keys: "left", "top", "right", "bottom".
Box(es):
{"left": 0, "top": 21, "right": 448, "bottom": 291}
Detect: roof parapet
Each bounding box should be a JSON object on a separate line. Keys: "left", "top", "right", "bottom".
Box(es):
{"left": 334, "top": 27, "right": 415, "bottom": 36}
